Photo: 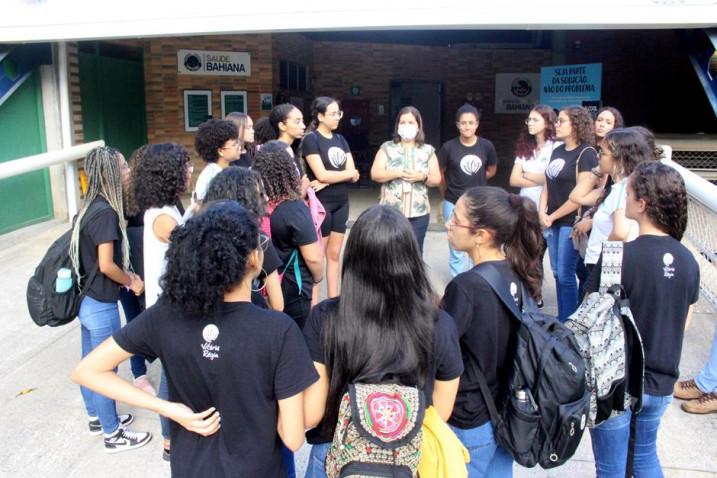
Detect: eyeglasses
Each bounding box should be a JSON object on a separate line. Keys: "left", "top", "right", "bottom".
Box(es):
{"left": 221, "top": 141, "right": 239, "bottom": 150}
{"left": 457, "top": 121, "right": 477, "bottom": 127}
{"left": 524, "top": 118, "right": 542, "bottom": 125}
{"left": 554, "top": 118, "right": 570, "bottom": 125}
{"left": 447, "top": 210, "right": 474, "bottom": 230}
{"left": 327, "top": 111, "right": 344, "bottom": 119}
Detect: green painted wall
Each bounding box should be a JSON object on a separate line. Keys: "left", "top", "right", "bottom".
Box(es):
{"left": 0, "top": 71, "right": 52, "bottom": 234}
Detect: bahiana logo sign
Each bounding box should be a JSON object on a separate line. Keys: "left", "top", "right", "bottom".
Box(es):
{"left": 494, "top": 73, "right": 540, "bottom": 114}
{"left": 178, "top": 49, "right": 251, "bottom": 76}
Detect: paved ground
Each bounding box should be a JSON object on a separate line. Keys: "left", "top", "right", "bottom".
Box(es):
{"left": 1, "top": 197, "right": 716, "bottom": 477}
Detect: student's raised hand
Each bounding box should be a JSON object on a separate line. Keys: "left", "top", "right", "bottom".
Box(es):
{"left": 164, "top": 403, "right": 221, "bottom": 437}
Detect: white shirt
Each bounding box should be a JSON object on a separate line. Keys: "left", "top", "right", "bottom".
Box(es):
{"left": 143, "top": 205, "right": 183, "bottom": 307}
{"left": 585, "top": 178, "right": 638, "bottom": 264}
{"left": 515, "top": 140, "right": 561, "bottom": 208}
{"left": 193, "top": 163, "right": 222, "bottom": 202}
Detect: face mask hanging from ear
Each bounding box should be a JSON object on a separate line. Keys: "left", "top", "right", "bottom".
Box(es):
{"left": 397, "top": 124, "right": 418, "bottom": 141}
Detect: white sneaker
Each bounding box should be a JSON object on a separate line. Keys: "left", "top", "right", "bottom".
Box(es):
{"left": 104, "top": 427, "right": 152, "bottom": 454}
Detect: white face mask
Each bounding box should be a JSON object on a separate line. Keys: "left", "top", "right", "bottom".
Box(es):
{"left": 397, "top": 124, "right": 418, "bottom": 141}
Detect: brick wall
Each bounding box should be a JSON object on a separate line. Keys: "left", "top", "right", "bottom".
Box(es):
{"left": 311, "top": 40, "right": 553, "bottom": 186}
{"left": 272, "top": 33, "right": 314, "bottom": 114}
{"left": 141, "top": 34, "right": 274, "bottom": 172}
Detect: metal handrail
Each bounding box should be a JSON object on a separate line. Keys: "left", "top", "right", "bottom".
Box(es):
{"left": 0, "top": 140, "right": 104, "bottom": 218}
{"left": 0, "top": 141, "right": 103, "bottom": 180}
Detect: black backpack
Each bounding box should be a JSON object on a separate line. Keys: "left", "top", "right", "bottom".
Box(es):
{"left": 468, "top": 263, "right": 590, "bottom": 469}
{"left": 26, "top": 204, "right": 110, "bottom": 327}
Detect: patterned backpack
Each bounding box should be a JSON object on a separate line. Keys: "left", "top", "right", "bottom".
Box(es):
{"left": 565, "top": 241, "right": 645, "bottom": 428}
{"left": 325, "top": 383, "right": 426, "bottom": 478}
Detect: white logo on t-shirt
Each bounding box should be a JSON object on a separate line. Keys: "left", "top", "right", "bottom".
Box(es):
{"left": 663, "top": 253, "right": 675, "bottom": 279}
{"left": 545, "top": 159, "right": 566, "bottom": 179}
{"left": 460, "top": 155, "right": 483, "bottom": 176}
{"left": 201, "top": 324, "right": 221, "bottom": 361}
{"left": 328, "top": 146, "right": 347, "bottom": 168}
{"left": 510, "top": 282, "right": 519, "bottom": 304}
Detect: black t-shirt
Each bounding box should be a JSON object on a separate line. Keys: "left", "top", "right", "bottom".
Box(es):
{"left": 251, "top": 234, "right": 283, "bottom": 308}
{"left": 437, "top": 137, "right": 498, "bottom": 204}
{"left": 302, "top": 298, "right": 464, "bottom": 444}
{"left": 585, "top": 235, "right": 700, "bottom": 396}
{"left": 113, "top": 299, "right": 319, "bottom": 478}
{"left": 231, "top": 152, "right": 253, "bottom": 169}
{"left": 545, "top": 144, "right": 598, "bottom": 228}
{"left": 441, "top": 260, "right": 522, "bottom": 429}
{"left": 302, "top": 131, "right": 352, "bottom": 204}
{"left": 79, "top": 197, "right": 123, "bottom": 302}
{"left": 270, "top": 200, "right": 318, "bottom": 299}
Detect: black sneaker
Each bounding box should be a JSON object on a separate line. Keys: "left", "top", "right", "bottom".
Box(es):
{"left": 104, "top": 427, "right": 152, "bottom": 454}
{"left": 88, "top": 414, "right": 134, "bottom": 436}
{"left": 162, "top": 447, "right": 171, "bottom": 462}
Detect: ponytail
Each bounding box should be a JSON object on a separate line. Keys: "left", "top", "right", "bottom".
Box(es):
{"left": 269, "top": 103, "right": 298, "bottom": 140}
{"left": 463, "top": 187, "right": 544, "bottom": 301}
{"left": 506, "top": 194, "right": 544, "bottom": 301}
{"left": 309, "top": 96, "right": 338, "bottom": 132}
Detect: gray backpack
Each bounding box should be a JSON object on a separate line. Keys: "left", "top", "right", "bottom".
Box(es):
{"left": 566, "top": 241, "right": 645, "bottom": 428}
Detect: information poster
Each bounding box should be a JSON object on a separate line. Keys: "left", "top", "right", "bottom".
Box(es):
{"left": 184, "top": 90, "right": 211, "bottom": 132}
{"left": 221, "top": 91, "right": 247, "bottom": 117}
{"left": 494, "top": 73, "right": 540, "bottom": 114}
{"left": 539, "top": 63, "right": 602, "bottom": 110}
{"left": 260, "top": 93, "right": 273, "bottom": 112}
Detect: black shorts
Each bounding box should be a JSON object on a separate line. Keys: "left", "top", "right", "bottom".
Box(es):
{"left": 320, "top": 199, "right": 349, "bottom": 236}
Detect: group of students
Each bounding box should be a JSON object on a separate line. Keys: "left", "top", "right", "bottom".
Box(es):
{"left": 67, "top": 97, "right": 701, "bottom": 478}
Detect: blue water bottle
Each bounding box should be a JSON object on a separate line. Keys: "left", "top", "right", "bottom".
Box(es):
{"left": 56, "top": 268, "right": 73, "bottom": 293}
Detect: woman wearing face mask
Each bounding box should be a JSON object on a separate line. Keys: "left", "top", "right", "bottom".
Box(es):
{"left": 225, "top": 112, "right": 255, "bottom": 168}
{"left": 302, "top": 97, "right": 360, "bottom": 298}
{"left": 539, "top": 106, "right": 598, "bottom": 322}
{"left": 438, "top": 104, "right": 499, "bottom": 277}
{"left": 371, "top": 106, "right": 441, "bottom": 253}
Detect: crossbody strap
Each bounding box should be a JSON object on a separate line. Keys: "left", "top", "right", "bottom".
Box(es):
{"left": 599, "top": 241, "right": 624, "bottom": 293}
{"left": 574, "top": 146, "right": 597, "bottom": 218}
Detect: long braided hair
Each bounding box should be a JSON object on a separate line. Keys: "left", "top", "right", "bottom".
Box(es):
{"left": 69, "top": 146, "right": 130, "bottom": 285}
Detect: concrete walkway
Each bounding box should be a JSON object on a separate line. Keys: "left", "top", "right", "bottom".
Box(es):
{"left": 1, "top": 216, "right": 716, "bottom": 477}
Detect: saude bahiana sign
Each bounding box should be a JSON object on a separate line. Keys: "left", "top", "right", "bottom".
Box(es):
{"left": 177, "top": 49, "right": 251, "bottom": 76}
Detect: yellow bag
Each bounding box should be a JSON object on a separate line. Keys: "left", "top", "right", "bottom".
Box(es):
{"left": 419, "top": 406, "right": 470, "bottom": 478}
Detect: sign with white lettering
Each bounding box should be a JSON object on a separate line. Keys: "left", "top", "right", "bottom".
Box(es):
{"left": 494, "top": 73, "right": 540, "bottom": 114}
{"left": 178, "top": 49, "right": 251, "bottom": 76}
{"left": 540, "top": 63, "right": 602, "bottom": 109}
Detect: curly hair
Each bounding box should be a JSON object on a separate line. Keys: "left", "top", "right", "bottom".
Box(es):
{"left": 253, "top": 140, "right": 301, "bottom": 204}
{"left": 561, "top": 106, "right": 595, "bottom": 147}
{"left": 160, "top": 201, "right": 259, "bottom": 315}
{"left": 602, "top": 128, "right": 653, "bottom": 180}
{"left": 128, "top": 143, "right": 190, "bottom": 215}
{"left": 194, "top": 119, "right": 238, "bottom": 163}
{"left": 204, "top": 167, "right": 267, "bottom": 218}
{"left": 514, "top": 104, "right": 557, "bottom": 160}
{"left": 629, "top": 161, "right": 688, "bottom": 240}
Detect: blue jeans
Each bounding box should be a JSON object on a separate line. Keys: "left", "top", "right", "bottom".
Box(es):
{"left": 304, "top": 442, "right": 331, "bottom": 478}
{"left": 544, "top": 226, "right": 579, "bottom": 322}
{"left": 79, "top": 296, "right": 121, "bottom": 435}
{"left": 590, "top": 394, "right": 673, "bottom": 478}
{"left": 409, "top": 213, "right": 430, "bottom": 255}
{"left": 450, "top": 422, "right": 513, "bottom": 478}
{"left": 118, "top": 287, "right": 147, "bottom": 378}
{"left": 696, "top": 324, "right": 717, "bottom": 393}
{"left": 282, "top": 443, "right": 296, "bottom": 478}
{"left": 444, "top": 201, "right": 474, "bottom": 277}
